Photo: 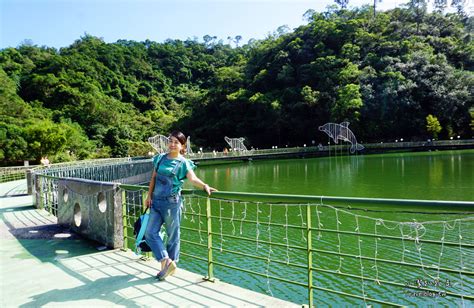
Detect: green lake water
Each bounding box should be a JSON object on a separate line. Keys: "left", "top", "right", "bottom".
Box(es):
{"left": 178, "top": 150, "right": 473, "bottom": 306}
{"left": 190, "top": 149, "right": 474, "bottom": 201}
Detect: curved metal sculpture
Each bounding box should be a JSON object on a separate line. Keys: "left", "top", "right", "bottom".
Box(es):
{"left": 186, "top": 136, "right": 193, "bottom": 155}
{"left": 224, "top": 136, "right": 248, "bottom": 152}
{"left": 148, "top": 134, "right": 169, "bottom": 154}
{"left": 318, "top": 122, "right": 364, "bottom": 153}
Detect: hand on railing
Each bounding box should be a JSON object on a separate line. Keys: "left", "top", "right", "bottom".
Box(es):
{"left": 203, "top": 184, "right": 217, "bottom": 196}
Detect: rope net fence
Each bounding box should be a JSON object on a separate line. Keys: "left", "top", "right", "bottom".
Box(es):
{"left": 178, "top": 194, "right": 473, "bottom": 307}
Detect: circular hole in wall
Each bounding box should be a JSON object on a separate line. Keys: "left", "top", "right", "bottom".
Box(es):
{"left": 98, "top": 192, "right": 106, "bottom": 213}
{"left": 73, "top": 203, "right": 82, "bottom": 227}
{"left": 54, "top": 233, "right": 72, "bottom": 238}
{"left": 63, "top": 188, "right": 69, "bottom": 203}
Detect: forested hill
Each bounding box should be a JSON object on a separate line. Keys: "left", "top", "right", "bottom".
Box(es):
{"left": 1, "top": 6, "right": 473, "bottom": 165}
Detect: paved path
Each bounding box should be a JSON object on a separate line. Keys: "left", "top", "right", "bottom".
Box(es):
{"left": 1, "top": 180, "right": 298, "bottom": 307}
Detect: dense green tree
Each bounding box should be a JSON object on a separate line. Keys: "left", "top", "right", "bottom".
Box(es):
{"left": 426, "top": 114, "right": 442, "bottom": 137}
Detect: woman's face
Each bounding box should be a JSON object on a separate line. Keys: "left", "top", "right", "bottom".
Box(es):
{"left": 168, "top": 136, "right": 183, "bottom": 154}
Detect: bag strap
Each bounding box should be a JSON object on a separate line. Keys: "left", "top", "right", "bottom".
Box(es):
{"left": 135, "top": 208, "right": 150, "bottom": 254}
{"left": 154, "top": 154, "right": 166, "bottom": 172}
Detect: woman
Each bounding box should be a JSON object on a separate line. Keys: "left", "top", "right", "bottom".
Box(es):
{"left": 145, "top": 131, "right": 217, "bottom": 281}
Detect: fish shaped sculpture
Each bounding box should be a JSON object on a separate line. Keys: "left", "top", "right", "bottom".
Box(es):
{"left": 318, "top": 122, "right": 364, "bottom": 153}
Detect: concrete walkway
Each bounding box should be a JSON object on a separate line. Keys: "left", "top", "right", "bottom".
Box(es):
{"left": 1, "top": 180, "right": 298, "bottom": 307}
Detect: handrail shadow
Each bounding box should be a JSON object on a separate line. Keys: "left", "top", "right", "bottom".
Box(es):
{"left": 0, "top": 180, "right": 28, "bottom": 197}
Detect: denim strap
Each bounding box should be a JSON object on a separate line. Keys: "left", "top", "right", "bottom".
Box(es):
{"left": 170, "top": 156, "right": 184, "bottom": 176}
{"left": 154, "top": 154, "right": 166, "bottom": 172}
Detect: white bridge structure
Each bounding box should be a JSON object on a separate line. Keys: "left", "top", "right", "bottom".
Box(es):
{"left": 148, "top": 134, "right": 169, "bottom": 154}
{"left": 186, "top": 136, "right": 193, "bottom": 155}
{"left": 148, "top": 134, "right": 194, "bottom": 155}
{"left": 224, "top": 136, "right": 248, "bottom": 152}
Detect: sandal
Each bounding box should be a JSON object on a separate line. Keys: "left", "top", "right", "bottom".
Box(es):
{"left": 156, "top": 271, "right": 163, "bottom": 279}
{"left": 156, "top": 259, "right": 177, "bottom": 281}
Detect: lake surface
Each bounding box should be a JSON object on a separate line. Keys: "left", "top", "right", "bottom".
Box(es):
{"left": 189, "top": 149, "right": 474, "bottom": 201}
{"left": 178, "top": 150, "right": 473, "bottom": 306}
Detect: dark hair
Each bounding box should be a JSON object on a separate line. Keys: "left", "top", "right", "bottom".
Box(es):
{"left": 169, "top": 130, "right": 187, "bottom": 154}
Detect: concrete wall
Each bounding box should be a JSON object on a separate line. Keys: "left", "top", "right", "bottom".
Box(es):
{"left": 57, "top": 178, "right": 123, "bottom": 248}
{"left": 119, "top": 170, "right": 152, "bottom": 185}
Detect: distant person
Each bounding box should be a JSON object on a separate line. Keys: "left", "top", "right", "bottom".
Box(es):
{"left": 41, "top": 156, "right": 50, "bottom": 167}
{"left": 145, "top": 131, "right": 217, "bottom": 281}
{"left": 223, "top": 148, "right": 228, "bottom": 156}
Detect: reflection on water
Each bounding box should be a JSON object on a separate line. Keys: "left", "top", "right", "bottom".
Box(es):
{"left": 428, "top": 154, "right": 443, "bottom": 187}
{"left": 189, "top": 150, "right": 474, "bottom": 201}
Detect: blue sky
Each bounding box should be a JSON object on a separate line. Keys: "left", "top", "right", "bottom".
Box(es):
{"left": 1, "top": 0, "right": 410, "bottom": 49}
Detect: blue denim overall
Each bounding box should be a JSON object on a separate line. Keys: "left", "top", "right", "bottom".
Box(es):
{"left": 145, "top": 156, "right": 184, "bottom": 262}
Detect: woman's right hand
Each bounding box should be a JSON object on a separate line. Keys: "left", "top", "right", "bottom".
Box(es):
{"left": 145, "top": 197, "right": 152, "bottom": 208}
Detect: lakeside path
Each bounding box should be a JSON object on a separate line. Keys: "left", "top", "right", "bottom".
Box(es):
{"left": 1, "top": 180, "right": 298, "bottom": 307}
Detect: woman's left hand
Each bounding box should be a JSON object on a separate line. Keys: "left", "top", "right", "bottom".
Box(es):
{"left": 203, "top": 184, "right": 217, "bottom": 196}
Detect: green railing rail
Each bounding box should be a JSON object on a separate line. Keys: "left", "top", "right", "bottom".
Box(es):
{"left": 184, "top": 190, "right": 474, "bottom": 211}
{"left": 119, "top": 186, "right": 474, "bottom": 307}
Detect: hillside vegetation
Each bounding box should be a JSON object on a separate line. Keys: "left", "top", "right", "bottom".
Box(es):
{"left": 1, "top": 5, "right": 473, "bottom": 165}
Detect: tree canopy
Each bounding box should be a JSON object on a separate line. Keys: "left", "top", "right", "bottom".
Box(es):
{"left": 1, "top": 4, "right": 472, "bottom": 165}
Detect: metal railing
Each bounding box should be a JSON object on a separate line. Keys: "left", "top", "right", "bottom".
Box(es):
{"left": 120, "top": 186, "right": 474, "bottom": 307}
{"left": 33, "top": 174, "right": 59, "bottom": 216}
{"left": 26, "top": 157, "right": 474, "bottom": 306}
{"left": 0, "top": 165, "right": 38, "bottom": 183}
{"left": 4, "top": 139, "right": 473, "bottom": 185}
{"left": 33, "top": 158, "right": 152, "bottom": 184}
{"left": 182, "top": 139, "right": 474, "bottom": 161}
{"left": 188, "top": 139, "right": 474, "bottom": 160}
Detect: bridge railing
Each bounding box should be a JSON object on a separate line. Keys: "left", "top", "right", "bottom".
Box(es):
{"left": 27, "top": 155, "right": 474, "bottom": 306}
{"left": 189, "top": 139, "right": 474, "bottom": 160}
{"left": 5, "top": 139, "right": 473, "bottom": 185}
{"left": 0, "top": 165, "right": 39, "bottom": 183}
{"left": 120, "top": 186, "right": 474, "bottom": 307}
{"left": 363, "top": 139, "right": 474, "bottom": 149}
{"left": 32, "top": 158, "right": 152, "bottom": 183}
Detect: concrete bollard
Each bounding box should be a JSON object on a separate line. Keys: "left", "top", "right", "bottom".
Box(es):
{"left": 26, "top": 169, "right": 33, "bottom": 195}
